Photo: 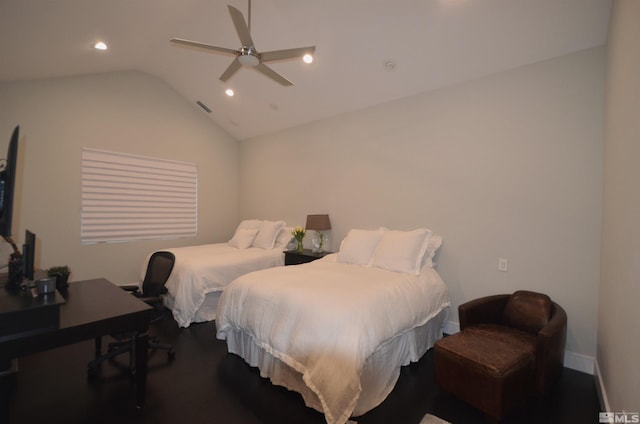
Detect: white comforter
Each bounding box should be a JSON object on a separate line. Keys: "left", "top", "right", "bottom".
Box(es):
{"left": 148, "top": 243, "right": 284, "bottom": 327}
{"left": 216, "top": 254, "right": 449, "bottom": 424}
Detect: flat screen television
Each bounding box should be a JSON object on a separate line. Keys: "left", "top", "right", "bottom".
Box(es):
{"left": 1, "top": 126, "right": 22, "bottom": 289}
{"left": 0, "top": 125, "right": 19, "bottom": 238}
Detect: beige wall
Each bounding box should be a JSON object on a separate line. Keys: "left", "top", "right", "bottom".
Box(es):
{"left": 0, "top": 71, "right": 239, "bottom": 283}
{"left": 240, "top": 47, "right": 605, "bottom": 369}
{"left": 598, "top": 0, "right": 640, "bottom": 412}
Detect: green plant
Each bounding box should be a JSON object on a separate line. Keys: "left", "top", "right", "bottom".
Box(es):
{"left": 47, "top": 265, "right": 71, "bottom": 277}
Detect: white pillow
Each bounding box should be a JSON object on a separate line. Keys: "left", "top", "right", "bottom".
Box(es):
{"left": 236, "top": 219, "right": 263, "bottom": 231}
{"left": 421, "top": 235, "right": 443, "bottom": 268}
{"left": 337, "top": 228, "right": 383, "bottom": 266}
{"left": 228, "top": 227, "right": 259, "bottom": 249}
{"left": 253, "top": 220, "right": 286, "bottom": 249}
{"left": 275, "top": 226, "right": 294, "bottom": 249}
{"left": 372, "top": 228, "right": 432, "bottom": 275}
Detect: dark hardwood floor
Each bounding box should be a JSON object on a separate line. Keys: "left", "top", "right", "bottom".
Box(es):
{"left": 1, "top": 311, "right": 601, "bottom": 424}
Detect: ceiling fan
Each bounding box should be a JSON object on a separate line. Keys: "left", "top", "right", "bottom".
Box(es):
{"left": 170, "top": 0, "right": 315, "bottom": 86}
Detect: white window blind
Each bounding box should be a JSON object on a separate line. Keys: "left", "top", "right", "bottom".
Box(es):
{"left": 81, "top": 148, "right": 197, "bottom": 244}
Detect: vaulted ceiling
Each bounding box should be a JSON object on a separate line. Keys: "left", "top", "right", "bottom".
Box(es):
{"left": 0, "top": 0, "right": 611, "bottom": 140}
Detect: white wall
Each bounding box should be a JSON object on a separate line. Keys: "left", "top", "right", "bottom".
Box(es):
{"left": 0, "top": 71, "right": 239, "bottom": 283}
{"left": 598, "top": 0, "right": 640, "bottom": 412}
{"left": 0, "top": 44, "right": 607, "bottom": 374}
{"left": 240, "top": 47, "right": 605, "bottom": 367}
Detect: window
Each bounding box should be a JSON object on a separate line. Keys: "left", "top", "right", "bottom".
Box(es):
{"left": 81, "top": 148, "right": 197, "bottom": 243}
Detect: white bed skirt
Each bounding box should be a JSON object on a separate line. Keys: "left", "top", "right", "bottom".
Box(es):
{"left": 224, "top": 308, "right": 447, "bottom": 418}
{"left": 165, "top": 291, "right": 222, "bottom": 323}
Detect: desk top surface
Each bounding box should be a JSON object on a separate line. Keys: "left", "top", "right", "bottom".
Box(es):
{"left": 1, "top": 278, "right": 152, "bottom": 327}
{"left": 57, "top": 278, "right": 153, "bottom": 328}
{"left": 0, "top": 279, "right": 153, "bottom": 356}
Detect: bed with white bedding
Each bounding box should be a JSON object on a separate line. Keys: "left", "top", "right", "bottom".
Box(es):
{"left": 216, "top": 227, "right": 449, "bottom": 424}
{"left": 147, "top": 219, "right": 293, "bottom": 327}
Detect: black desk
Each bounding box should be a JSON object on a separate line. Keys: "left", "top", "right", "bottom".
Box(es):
{"left": 0, "top": 287, "right": 66, "bottom": 338}
{"left": 0, "top": 278, "right": 153, "bottom": 407}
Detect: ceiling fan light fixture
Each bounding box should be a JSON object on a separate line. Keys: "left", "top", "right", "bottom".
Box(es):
{"left": 303, "top": 54, "right": 313, "bottom": 64}
{"left": 94, "top": 41, "right": 108, "bottom": 51}
{"left": 238, "top": 51, "right": 259, "bottom": 67}
{"left": 225, "top": 88, "right": 235, "bottom": 97}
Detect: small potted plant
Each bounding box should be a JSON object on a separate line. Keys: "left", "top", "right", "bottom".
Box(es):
{"left": 47, "top": 265, "right": 71, "bottom": 289}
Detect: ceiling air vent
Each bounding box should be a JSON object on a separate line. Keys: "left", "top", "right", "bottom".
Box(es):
{"left": 196, "top": 101, "right": 212, "bottom": 113}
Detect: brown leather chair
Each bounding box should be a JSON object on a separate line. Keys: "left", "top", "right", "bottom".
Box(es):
{"left": 435, "top": 290, "right": 567, "bottom": 421}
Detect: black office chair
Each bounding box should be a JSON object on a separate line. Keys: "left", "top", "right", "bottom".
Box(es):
{"left": 88, "top": 251, "right": 176, "bottom": 377}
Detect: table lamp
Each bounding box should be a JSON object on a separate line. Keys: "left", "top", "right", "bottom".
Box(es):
{"left": 305, "top": 214, "right": 331, "bottom": 252}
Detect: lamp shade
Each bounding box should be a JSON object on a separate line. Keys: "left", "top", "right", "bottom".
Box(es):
{"left": 305, "top": 214, "right": 331, "bottom": 231}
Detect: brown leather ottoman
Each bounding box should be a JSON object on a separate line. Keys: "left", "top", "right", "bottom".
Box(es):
{"left": 434, "top": 326, "right": 536, "bottom": 421}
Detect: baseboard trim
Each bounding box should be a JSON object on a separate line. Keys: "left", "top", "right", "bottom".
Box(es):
{"left": 594, "top": 359, "right": 609, "bottom": 411}
{"left": 442, "top": 320, "right": 459, "bottom": 336}
{"left": 564, "top": 351, "right": 594, "bottom": 375}
{"left": 442, "top": 320, "right": 595, "bottom": 375}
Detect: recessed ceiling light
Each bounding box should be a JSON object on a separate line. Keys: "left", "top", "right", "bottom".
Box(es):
{"left": 94, "top": 41, "right": 108, "bottom": 51}
{"left": 384, "top": 60, "right": 396, "bottom": 71}
{"left": 225, "top": 88, "right": 234, "bottom": 97}
{"left": 303, "top": 54, "right": 313, "bottom": 64}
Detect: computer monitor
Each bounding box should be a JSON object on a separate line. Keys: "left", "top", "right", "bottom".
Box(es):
{"left": 22, "top": 230, "right": 36, "bottom": 281}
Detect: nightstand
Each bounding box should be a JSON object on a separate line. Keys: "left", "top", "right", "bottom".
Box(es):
{"left": 284, "top": 249, "right": 331, "bottom": 265}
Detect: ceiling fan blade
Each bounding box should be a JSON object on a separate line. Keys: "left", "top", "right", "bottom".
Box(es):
{"left": 170, "top": 38, "right": 237, "bottom": 56}
{"left": 228, "top": 5, "right": 255, "bottom": 48}
{"left": 219, "top": 58, "right": 242, "bottom": 82}
{"left": 260, "top": 46, "right": 316, "bottom": 63}
{"left": 254, "top": 63, "right": 293, "bottom": 86}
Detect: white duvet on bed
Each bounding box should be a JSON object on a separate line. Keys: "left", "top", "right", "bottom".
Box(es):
{"left": 216, "top": 254, "right": 449, "bottom": 424}
{"left": 150, "top": 243, "right": 284, "bottom": 327}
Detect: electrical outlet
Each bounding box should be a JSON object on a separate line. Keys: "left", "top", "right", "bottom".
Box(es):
{"left": 498, "top": 258, "right": 508, "bottom": 272}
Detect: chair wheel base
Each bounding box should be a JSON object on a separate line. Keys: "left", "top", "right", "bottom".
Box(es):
{"left": 87, "top": 366, "right": 99, "bottom": 380}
